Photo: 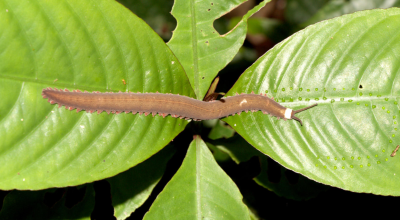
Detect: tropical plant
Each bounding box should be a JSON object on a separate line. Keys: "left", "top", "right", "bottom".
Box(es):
{"left": 0, "top": 0, "right": 400, "bottom": 219}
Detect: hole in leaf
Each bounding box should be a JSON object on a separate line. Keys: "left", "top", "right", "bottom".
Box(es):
{"left": 213, "top": 0, "right": 254, "bottom": 35}
{"left": 359, "top": 84, "right": 363, "bottom": 89}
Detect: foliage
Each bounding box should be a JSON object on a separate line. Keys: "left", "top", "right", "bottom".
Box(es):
{"left": 0, "top": 0, "right": 399, "bottom": 219}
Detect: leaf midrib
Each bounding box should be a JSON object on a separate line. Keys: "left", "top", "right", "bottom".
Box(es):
{"left": 190, "top": 0, "right": 199, "bottom": 99}
{"left": 195, "top": 137, "right": 202, "bottom": 219}
{"left": 274, "top": 95, "right": 399, "bottom": 107}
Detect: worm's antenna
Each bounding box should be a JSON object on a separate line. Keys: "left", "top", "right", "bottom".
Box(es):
{"left": 291, "top": 115, "right": 303, "bottom": 126}
{"left": 291, "top": 103, "right": 318, "bottom": 126}
{"left": 293, "top": 103, "right": 318, "bottom": 114}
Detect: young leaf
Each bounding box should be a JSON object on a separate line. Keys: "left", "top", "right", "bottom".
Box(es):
{"left": 144, "top": 136, "right": 250, "bottom": 220}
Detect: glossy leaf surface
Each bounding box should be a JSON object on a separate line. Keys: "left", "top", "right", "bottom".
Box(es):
{"left": 0, "top": 0, "right": 194, "bottom": 190}
{"left": 224, "top": 8, "right": 400, "bottom": 195}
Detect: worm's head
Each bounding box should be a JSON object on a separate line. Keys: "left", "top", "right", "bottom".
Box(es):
{"left": 286, "top": 103, "right": 318, "bottom": 126}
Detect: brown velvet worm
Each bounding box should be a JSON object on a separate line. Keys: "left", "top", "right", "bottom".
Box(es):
{"left": 42, "top": 88, "right": 317, "bottom": 125}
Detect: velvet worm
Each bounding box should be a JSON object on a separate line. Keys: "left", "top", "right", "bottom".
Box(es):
{"left": 42, "top": 88, "right": 317, "bottom": 125}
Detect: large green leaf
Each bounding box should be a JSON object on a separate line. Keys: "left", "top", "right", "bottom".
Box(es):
{"left": 0, "top": 0, "right": 194, "bottom": 190}
{"left": 144, "top": 136, "right": 250, "bottom": 220}
{"left": 167, "top": 0, "right": 270, "bottom": 99}
{"left": 224, "top": 8, "right": 400, "bottom": 195}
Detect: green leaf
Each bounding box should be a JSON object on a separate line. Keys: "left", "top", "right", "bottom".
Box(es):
{"left": 224, "top": 8, "right": 400, "bottom": 195}
{"left": 167, "top": 0, "right": 270, "bottom": 99}
{"left": 108, "top": 144, "right": 175, "bottom": 220}
{"left": 211, "top": 135, "right": 328, "bottom": 200}
{"left": 206, "top": 142, "right": 232, "bottom": 162}
{"left": 0, "top": 0, "right": 194, "bottom": 190}
{"left": 302, "top": 0, "right": 400, "bottom": 27}
{"left": 144, "top": 136, "right": 250, "bottom": 220}
{"left": 208, "top": 120, "right": 235, "bottom": 140}
{"left": 210, "top": 135, "right": 264, "bottom": 164}
{"left": 0, "top": 185, "right": 94, "bottom": 220}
